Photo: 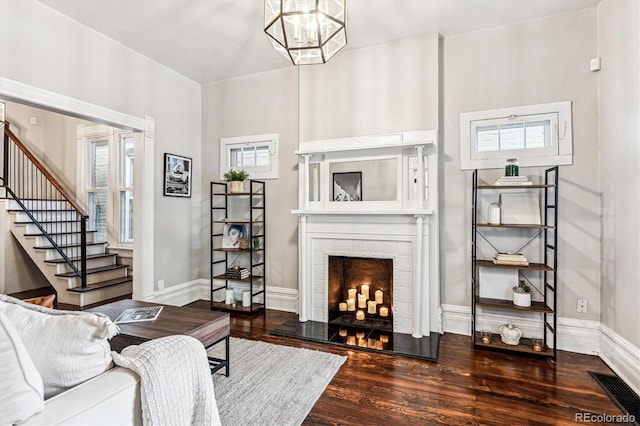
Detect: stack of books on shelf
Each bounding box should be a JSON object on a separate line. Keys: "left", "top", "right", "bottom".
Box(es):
{"left": 225, "top": 267, "right": 250, "bottom": 279}
{"left": 494, "top": 176, "right": 533, "bottom": 185}
{"left": 493, "top": 253, "right": 529, "bottom": 266}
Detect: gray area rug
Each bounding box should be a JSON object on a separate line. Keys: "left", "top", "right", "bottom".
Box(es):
{"left": 208, "top": 337, "right": 346, "bottom": 426}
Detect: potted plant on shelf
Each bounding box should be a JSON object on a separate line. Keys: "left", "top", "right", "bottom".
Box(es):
{"left": 223, "top": 168, "right": 249, "bottom": 193}
{"left": 512, "top": 280, "right": 532, "bottom": 307}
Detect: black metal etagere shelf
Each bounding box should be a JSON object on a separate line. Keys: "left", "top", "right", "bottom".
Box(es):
{"left": 210, "top": 180, "right": 266, "bottom": 314}
{"left": 471, "top": 166, "right": 558, "bottom": 361}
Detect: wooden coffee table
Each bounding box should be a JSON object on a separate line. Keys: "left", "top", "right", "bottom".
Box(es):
{"left": 88, "top": 299, "right": 230, "bottom": 376}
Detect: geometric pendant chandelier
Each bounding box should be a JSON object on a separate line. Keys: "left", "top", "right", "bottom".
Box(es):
{"left": 264, "top": 0, "right": 347, "bottom": 65}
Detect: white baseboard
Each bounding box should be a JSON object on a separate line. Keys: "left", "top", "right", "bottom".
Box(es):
{"left": 144, "top": 279, "right": 298, "bottom": 313}
{"left": 599, "top": 324, "right": 640, "bottom": 396}
{"left": 441, "top": 304, "right": 600, "bottom": 355}
{"left": 265, "top": 286, "right": 298, "bottom": 313}
{"left": 144, "top": 279, "right": 204, "bottom": 306}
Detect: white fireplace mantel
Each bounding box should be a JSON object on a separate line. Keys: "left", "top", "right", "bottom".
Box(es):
{"left": 293, "top": 130, "right": 441, "bottom": 338}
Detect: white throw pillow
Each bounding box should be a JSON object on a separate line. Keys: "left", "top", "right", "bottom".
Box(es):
{"left": 0, "top": 294, "right": 119, "bottom": 399}
{"left": 0, "top": 312, "right": 45, "bottom": 424}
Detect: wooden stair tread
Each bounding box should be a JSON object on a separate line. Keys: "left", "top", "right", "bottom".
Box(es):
{"left": 14, "top": 219, "right": 82, "bottom": 224}
{"left": 7, "top": 208, "right": 76, "bottom": 212}
{"left": 45, "top": 253, "right": 117, "bottom": 264}
{"left": 67, "top": 277, "right": 132, "bottom": 293}
{"left": 55, "top": 264, "right": 128, "bottom": 277}
{"left": 25, "top": 230, "right": 97, "bottom": 237}
{"left": 34, "top": 241, "right": 106, "bottom": 249}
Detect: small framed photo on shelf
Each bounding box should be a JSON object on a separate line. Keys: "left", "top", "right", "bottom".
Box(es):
{"left": 222, "top": 223, "right": 247, "bottom": 249}
{"left": 163, "top": 153, "right": 192, "bottom": 197}
{"left": 332, "top": 171, "right": 362, "bottom": 202}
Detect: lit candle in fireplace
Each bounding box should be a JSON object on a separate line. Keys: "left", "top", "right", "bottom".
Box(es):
{"left": 339, "top": 329, "right": 347, "bottom": 337}
{"left": 358, "top": 294, "right": 367, "bottom": 309}
{"left": 346, "top": 336, "right": 356, "bottom": 345}
{"left": 338, "top": 302, "right": 347, "bottom": 311}
{"left": 356, "top": 310, "right": 365, "bottom": 321}
{"left": 356, "top": 331, "right": 365, "bottom": 339}
{"left": 347, "top": 288, "right": 357, "bottom": 299}
{"left": 361, "top": 284, "right": 370, "bottom": 299}
{"left": 367, "top": 300, "right": 377, "bottom": 314}
{"left": 379, "top": 306, "right": 389, "bottom": 317}
{"left": 380, "top": 335, "right": 389, "bottom": 343}
{"left": 375, "top": 290, "right": 383, "bottom": 304}
{"left": 347, "top": 298, "right": 356, "bottom": 311}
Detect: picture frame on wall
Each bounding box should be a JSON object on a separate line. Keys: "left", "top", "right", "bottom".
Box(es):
{"left": 163, "top": 153, "right": 192, "bottom": 197}
{"left": 332, "top": 172, "right": 362, "bottom": 202}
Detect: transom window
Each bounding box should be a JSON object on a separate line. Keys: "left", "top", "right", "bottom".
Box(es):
{"left": 220, "top": 133, "right": 279, "bottom": 180}
{"left": 460, "top": 101, "right": 572, "bottom": 170}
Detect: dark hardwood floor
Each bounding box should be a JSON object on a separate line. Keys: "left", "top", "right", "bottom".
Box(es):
{"left": 185, "top": 301, "right": 623, "bottom": 426}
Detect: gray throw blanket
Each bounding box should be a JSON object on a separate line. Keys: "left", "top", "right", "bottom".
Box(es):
{"left": 112, "top": 335, "right": 221, "bottom": 426}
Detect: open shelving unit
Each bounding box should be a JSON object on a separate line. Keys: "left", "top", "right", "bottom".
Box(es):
{"left": 210, "top": 180, "right": 266, "bottom": 314}
{"left": 471, "top": 166, "right": 558, "bottom": 361}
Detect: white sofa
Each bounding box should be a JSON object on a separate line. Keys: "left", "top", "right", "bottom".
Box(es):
{"left": 1, "top": 295, "right": 219, "bottom": 425}
{"left": 23, "top": 367, "right": 142, "bottom": 425}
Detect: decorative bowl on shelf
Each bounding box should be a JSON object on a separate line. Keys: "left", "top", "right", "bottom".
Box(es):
{"left": 499, "top": 321, "right": 522, "bottom": 346}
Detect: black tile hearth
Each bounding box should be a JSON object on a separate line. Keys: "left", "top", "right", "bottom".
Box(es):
{"left": 271, "top": 315, "right": 439, "bottom": 362}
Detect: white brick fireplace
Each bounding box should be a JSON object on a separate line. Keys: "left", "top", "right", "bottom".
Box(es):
{"left": 294, "top": 130, "right": 441, "bottom": 338}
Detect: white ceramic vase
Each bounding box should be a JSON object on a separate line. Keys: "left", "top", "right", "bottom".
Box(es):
{"left": 513, "top": 291, "right": 531, "bottom": 307}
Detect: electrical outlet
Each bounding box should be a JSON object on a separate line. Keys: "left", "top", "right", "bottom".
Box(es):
{"left": 157, "top": 279, "right": 165, "bottom": 291}
{"left": 576, "top": 298, "right": 588, "bottom": 313}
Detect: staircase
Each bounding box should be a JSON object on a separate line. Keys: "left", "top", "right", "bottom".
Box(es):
{"left": 2, "top": 121, "right": 132, "bottom": 307}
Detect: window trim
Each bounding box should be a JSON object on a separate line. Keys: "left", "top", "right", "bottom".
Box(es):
{"left": 219, "top": 133, "right": 279, "bottom": 180}
{"left": 78, "top": 125, "right": 134, "bottom": 248}
{"left": 460, "top": 101, "right": 573, "bottom": 170}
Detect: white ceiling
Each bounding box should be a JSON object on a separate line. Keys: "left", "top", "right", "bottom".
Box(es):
{"left": 39, "top": 0, "right": 599, "bottom": 84}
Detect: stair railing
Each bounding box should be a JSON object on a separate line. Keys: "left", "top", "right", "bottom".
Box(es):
{"left": 2, "top": 121, "right": 88, "bottom": 288}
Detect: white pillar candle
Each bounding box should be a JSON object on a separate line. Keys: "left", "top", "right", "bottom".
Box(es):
{"left": 358, "top": 338, "right": 368, "bottom": 348}
{"left": 225, "top": 289, "right": 234, "bottom": 305}
{"left": 356, "top": 331, "right": 365, "bottom": 339}
{"left": 242, "top": 290, "right": 251, "bottom": 307}
{"left": 361, "top": 284, "right": 370, "bottom": 299}
{"left": 339, "top": 329, "right": 347, "bottom": 337}
{"left": 380, "top": 334, "right": 389, "bottom": 343}
{"left": 347, "top": 288, "right": 357, "bottom": 299}
{"left": 379, "top": 306, "right": 389, "bottom": 317}
{"left": 346, "top": 336, "right": 356, "bottom": 346}
{"left": 375, "top": 340, "right": 384, "bottom": 350}
{"left": 358, "top": 294, "right": 367, "bottom": 309}
{"left": 355, "top": 310, "right": 365, "bottom": 321}
{"left": 367, "top": 300, "right": 377, "bottom": 314}
{"left": 375, "top": 290, "right": 383, "bottom": 304}
{"left": 368, "top": 338, "right": 377, "bottom": 349}
{"left": 338, "top": 302, "right": 347, "bottom": 312}
{"left": 347, "top": 298, "right": 356, "bottom": 311}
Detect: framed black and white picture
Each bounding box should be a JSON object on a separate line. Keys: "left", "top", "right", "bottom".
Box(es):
{"left": 163, "top": 153, "right": 192, "bottom": 197}
{"left": 332, "top": 172, "right": 362, "bottom": 202}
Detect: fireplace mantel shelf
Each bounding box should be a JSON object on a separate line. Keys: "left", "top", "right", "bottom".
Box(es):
{"left": 291, "top": 209, "right": 434, "bottom": 216}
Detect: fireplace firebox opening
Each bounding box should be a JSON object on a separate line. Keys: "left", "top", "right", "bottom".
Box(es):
{"left": 328, "top": 256, "right": 393, "bottom": 333}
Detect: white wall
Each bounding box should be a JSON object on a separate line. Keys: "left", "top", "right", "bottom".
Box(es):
{"left": 0, "top": 0, "right": 202, "bottom": 291}
{"left": 299, "top": 35, "right": 439, "bottom": 140}
{"left": 201, "top": 68, "right": 300, "bottom": 291}
{"left": 597, "top": 0, "right": 640, "bottom": 347}
{"left": 442, "top": 9, "right": 601, "bottom": 321}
